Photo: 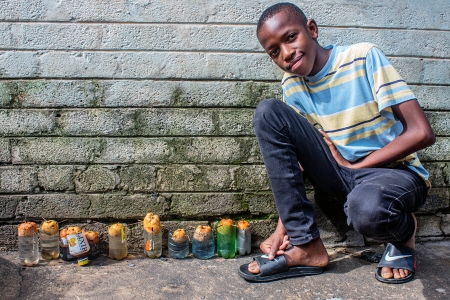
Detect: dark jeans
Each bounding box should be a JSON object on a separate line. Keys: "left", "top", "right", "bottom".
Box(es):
{"left": 253, "top": 99, "right": 428, "bottom": 246}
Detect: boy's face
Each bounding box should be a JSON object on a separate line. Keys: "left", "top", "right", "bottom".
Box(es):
{"left": 257, "top": 11, "right": 319, "bottom": 77}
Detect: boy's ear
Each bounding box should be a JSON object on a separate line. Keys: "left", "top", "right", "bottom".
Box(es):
{"left": 306, "top": 19, "right": 319, "bottom": 39}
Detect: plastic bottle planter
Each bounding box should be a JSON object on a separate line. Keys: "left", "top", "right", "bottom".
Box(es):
{"left": 236, "top": 227, "right": 251, "bottom": 256}
{"left": 66, "top": 227, "right": 91, "bottom": 266}
{"left": 85, "top": 231, "right": 101, "bottom": 260}
{"left": 143, "top": 212, "right": 162, "bottom": 258}
{"left": 168, "top": 230, "right": 189, "bottom": 259}
{"left": 236, "top": 220, "right": 251, "bottom": 256}
{"left": 192, "top": 226, "right": 215, "bottom": 260}
{"left": 59, "top": 228, "right": 77, "bottom": 261}
{"left": 18, "top": 222, "right": 40, "bottom": 267}
{"left": 144, "top": 230, "right": 162, "bottom": 258}
{"left": 108, "top": 224, "right": 128, "bottom": 260}
{"left": 40, "top": 220, "right": 60, "bottom": 260}
{"left": 217, "top": 224, "right": 236, "bottom": 259}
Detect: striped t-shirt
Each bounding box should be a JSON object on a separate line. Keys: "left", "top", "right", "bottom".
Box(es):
{"left": 281, "top": 43, "right": 429, "bottom": 183}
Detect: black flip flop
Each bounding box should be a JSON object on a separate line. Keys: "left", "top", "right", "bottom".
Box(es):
{"left": 238, "top": 254, "right": 325, "bottom": 282}
{"left": 375, "top": 243, "right": 416, "bottom": 284}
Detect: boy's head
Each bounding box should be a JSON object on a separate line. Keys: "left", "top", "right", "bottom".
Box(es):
{"left": 256, "top": 2, "right": 322, "bottom": 77}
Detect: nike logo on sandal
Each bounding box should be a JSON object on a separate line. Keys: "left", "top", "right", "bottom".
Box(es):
{"left": 384, "top": 252, "right": 412, "bottom": 261}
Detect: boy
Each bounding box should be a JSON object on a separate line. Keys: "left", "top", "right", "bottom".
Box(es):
{"left": 238, "top": 2, "right": 435, "bottom": 283}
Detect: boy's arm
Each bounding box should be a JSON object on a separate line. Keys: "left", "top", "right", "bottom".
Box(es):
{"left": 321, "top": 99, "right": 435, "bottom": 169}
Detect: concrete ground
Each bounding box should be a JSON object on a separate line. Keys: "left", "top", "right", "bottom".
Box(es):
{"left": 0, "top": 240, "right": 449, "bottom": 300}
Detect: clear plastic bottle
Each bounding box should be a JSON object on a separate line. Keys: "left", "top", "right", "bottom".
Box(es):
{"left": 108, "top": 223, "right": 128, "bottom": 260}
{"left": 192, "top": 225, "right": 215, "bottom": 259}
{"left": 143, "top": 230, "right": 162, "bottom": 258}
{"left": 40, "top": 231, "right": 60, "bottom": 260}
{"left": 168, "top": 230, "right": 189, "bottom": 259}
{"left": 143, "top": 212, "right": 162, "bottom": 258}
{"left": 40, "top": 220, "right": 60, "bottom": 260}
{"left": 18, "top": 222, "right": 40, "bottom": 266}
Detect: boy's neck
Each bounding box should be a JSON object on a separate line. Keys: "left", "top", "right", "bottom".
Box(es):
{"left": 309, "top": 45, "right": 332, "bottom": 77}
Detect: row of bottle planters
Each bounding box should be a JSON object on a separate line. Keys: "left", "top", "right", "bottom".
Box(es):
{"left": 18, "top": 217, "right": 251, "bottom": 267}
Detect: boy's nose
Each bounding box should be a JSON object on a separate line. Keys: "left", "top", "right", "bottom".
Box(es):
{"left": 281, "top": 45, "right": 295, "bottom": 62}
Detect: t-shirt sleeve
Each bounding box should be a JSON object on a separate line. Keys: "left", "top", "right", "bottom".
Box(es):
{"left": 365, "top": 46, "right": 416, "bottom": 112}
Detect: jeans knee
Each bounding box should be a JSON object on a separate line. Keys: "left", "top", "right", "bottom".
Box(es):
{"left": 253, "top": 98, "right": 285, "bottom": 130}
{"left": 345, "top": 190, "right": 388, "bottom": 236}
{"left": 254, "top": 98, "right": 283, "bottom": 119}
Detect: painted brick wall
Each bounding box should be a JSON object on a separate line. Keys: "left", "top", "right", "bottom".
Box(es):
{"left": 0, "top": 0, "right": 449, "bottom": 250}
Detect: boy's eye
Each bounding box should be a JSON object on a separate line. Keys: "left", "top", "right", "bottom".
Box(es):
{"left": 288, "top": 33, "right": 296, "bottom": 41}
{"left": 269, "top": 49, "right": 279, "bottom": 57}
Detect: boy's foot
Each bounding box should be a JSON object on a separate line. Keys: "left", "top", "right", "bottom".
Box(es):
{"left": 380, "top": 214, "right": 417, "bottom": 280}
{"left": 247, "top": 237, "right": 329, "bottom": 274}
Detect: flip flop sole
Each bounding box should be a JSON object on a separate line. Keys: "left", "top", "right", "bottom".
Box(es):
{"left": 238, "top": 263, "right": 325, "bottom": 282}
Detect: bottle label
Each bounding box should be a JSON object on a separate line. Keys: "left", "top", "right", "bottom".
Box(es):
{"left": 67, "top": 232, "right": 90, "bottom": 256}
{"left": 121, "top": 227, "right": 125, "bottom": 243}
{"left": 145, "top": 239, "right": 154, "bottom": 251}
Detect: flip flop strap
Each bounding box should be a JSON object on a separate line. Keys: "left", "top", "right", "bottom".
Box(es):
{"left": 377, "top": 243, "right": 416, "bottom": 272}
{"left": 254, "top": 255, "right": 289, "bottom": 276}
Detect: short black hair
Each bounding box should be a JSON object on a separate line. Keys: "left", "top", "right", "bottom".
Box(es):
{"left": 256, "top": 2, "right": 308, "bottom": 35}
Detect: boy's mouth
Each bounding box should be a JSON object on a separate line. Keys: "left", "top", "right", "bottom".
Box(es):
{"left": 288, "top": 55, "right": 303, "bottom": 71}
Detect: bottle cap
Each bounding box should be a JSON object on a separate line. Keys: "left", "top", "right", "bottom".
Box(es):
{"left": 77, "top": 257, "right": 89, "bottom": 266}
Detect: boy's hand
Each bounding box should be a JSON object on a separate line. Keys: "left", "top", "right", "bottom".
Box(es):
{"left": 319, "top": 129, "right": 352, "bottom": 168}
{"left": 260, "top": 232, "right": 290, "bottom": 260}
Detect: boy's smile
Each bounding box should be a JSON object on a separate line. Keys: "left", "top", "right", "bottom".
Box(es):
{"left": 257, "top": 10, "right": 327, "bottom": 77}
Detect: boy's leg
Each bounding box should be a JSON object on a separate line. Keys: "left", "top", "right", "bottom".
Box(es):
{"left": 252, "top": 99, "right": 351, "bottom": 245}
{"left": 345, "top": 166, "right": 427, "bottom": 279}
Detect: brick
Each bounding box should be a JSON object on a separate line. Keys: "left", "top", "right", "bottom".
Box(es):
{"left": 390, "top": 57, "right": 450, "bottom": 85}
{"left": 0, "top": 196, "right": 23, "bottom": 219}
{"left": 418, "top": 188, "right": 450, "bottom": 213}
{"left": 11, "top": 138, "right": 104, "bottom": 164}
{"left": 416, "top": 215, "right": 443, "bottom": 237}
{"left": 0, "top": 109, "right": 56, "bottom": 135}
{"left": 37, "top": 165, "right": 75, "bottom": 192}
{"left": 412, "top": 85, "right": 450, "bottom": 111}
{"left": 157, "top": 165, "right": 234, "bottom": 192}
{"left": 16, "top": 195, "right": 91, "bottom": 219}
{"left": 0, "top": 80, "right": 103, "bottom": 108}
{"left": 0, "top": 166, "right": 37, "bottom": 193}
{"left": 246, "top": 192, "right": 277, "bottom": 215}
{"left": 425, "top": 112, "right": 450, "bottom": 136}
{"left": 0, "top": 51, "right": 40, "bottom": 77}
{"left": 0, "top": 139, "right": 10, "bottom": 163}
{"left": 170, "top": 193, "right": 248, "bottom": 217}
{"left": 89, "top": 194, "right": 169, "bottom": 219}
{"left": 74, "top": 165, "right": 119, "bottom": 193}
{"left": 234, "top": 165, "right": 270, "bottom": 191}
{"left": 4, "top": 23, "right": 102, "bottom": 50}
{"left": 117, "top": 165, "right": 157, "bottom": 193}
{"left": 423, "top": 162, "right": 449, "bottom": 188}
{"left": 419, "top": 137, "right": 450, "bottom": 161}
